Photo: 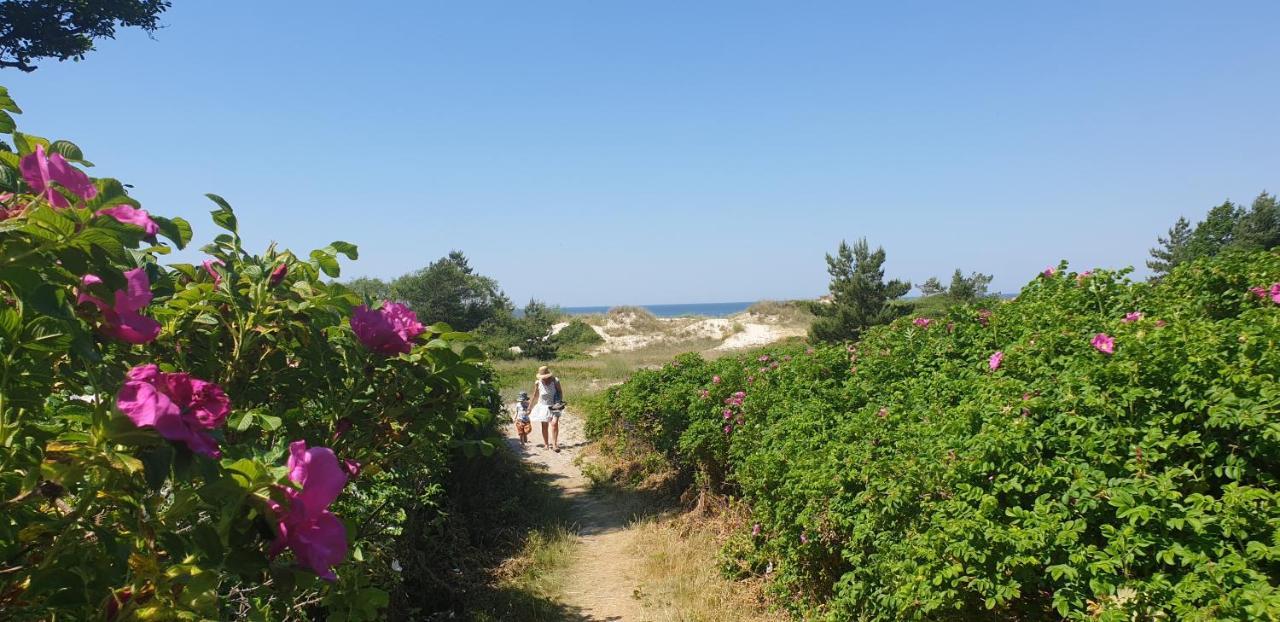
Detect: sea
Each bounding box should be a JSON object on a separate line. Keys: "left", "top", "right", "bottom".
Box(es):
{"left": 560, "top": 301, "right": 756, "bottom": 318}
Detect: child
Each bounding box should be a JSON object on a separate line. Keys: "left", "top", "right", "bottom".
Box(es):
{"left": 513, "top": 391, "right": 532, "bottom": 444}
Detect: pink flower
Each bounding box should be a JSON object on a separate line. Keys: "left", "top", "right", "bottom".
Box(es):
{"left": 723, "top": 425, "right": 732, "bottom": 434}
{"left": 78, "top": 268, "right": 161, "bottom": 344}
{"left": 1155, "top": 319, "right": 1167, "bottom": 327}
{"left": 1041, "top": 266, "right": 1056, "bottom": 278}
{"left": 758, "top": 355, "right": 770, "bottom": 363}
{"left": 734, "top": 391, "right": 746, "bottom": 398}
{"left": 752, "top": 523, "right": 761, "bottom": 536}
{"left": 988, "top": 351, "right": 1004, "bottom": 371}
{"left": 1091, "top": 333, "right": 1115, "bottom": 355}
{"left": 0, "top": 192, "right": 23, "bottom": 220}
{"left": 1122, "top": 311, "right": 1143, "bottom": 323}
{"left": 698, "top": 389, "right": 709, "bottom": 399}
{"left": 913, "top": 317, "right": 932, "bottom": 328}
{"left": 19, "top": 145, "right": 97, "bottom": 208}
{"left": 269, "top": 262, "right": 288, "bottom": 287}
{"left": 350, "top": 301, "right": 426, "bottom": 355}
{"left": 1250, "top": 286, "right": 1267, "bottom": 298}
{"left": 800, "top": 533, "right": 809, "bottom": 544}
{"left": 116, "top": 364, "right": 230, "bottom": 458}
{"left": 342, "top": 459, "right": 361, "bottom": 478}
{"left": 1076, "top": 270, "right": 1094, "bottom": 284}
{"left": 1245, "top": 283, "right": 1280, "bottom": 302}
{"left": 269, "top": 441, "right": 349, "bottom": 581}
{"left": 723, "top": 409, "right": 733, "bottom": 419}
{"left": 712, "top": 375, "right": 722, "bottom": 384}
{"left": 977, "top": 309, "right": 992, "bottom": 326}
{"left": 97, "top": 205, "right": 158, "bottom": 238}
{"left": 202, "top": 259, "right": 224, "bottom": 285}
{"left": 1272, "top": 283, "right": 1280, "bottom": 305}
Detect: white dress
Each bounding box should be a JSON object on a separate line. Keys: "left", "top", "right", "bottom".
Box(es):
{"left": 528, "top": 378, "right": 557, "bottom": 423}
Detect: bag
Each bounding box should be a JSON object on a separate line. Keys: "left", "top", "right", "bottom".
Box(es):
{"left": 549, "top": 381, "right": 566, "bottom": 411}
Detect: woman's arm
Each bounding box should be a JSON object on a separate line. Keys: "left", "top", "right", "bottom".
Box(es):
{"left": 555, "top": 380, "right": 564, "bottom": 402}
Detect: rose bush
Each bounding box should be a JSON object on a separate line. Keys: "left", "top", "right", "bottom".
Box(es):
{"left": 592, "top": 253, "right": 1280, "bottom": 620}
{"left": 0, "top": 86, "right": 500, "bottom": 620}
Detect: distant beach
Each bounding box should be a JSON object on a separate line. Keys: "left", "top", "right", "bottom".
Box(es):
{"left": 560, "top": 301, "right": 756, "bottom": 318}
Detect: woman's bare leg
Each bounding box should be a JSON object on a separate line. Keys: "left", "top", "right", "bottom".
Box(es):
{"left": 551, "top": 417, "right": 560, "bottom": 450}
{"left": 540, "top": 421, "right": 550, "bottom": 447}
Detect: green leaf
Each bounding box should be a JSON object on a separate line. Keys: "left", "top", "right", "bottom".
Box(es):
{"left": 207, "top": 193, "right": 238, "bottom": 233}
{"left": 327, "top": 241, "right": 359, "bottom": 260}
{"left": 46, "top": 140, "right": 85, "bottom": 163}
{"left": 153, "top": 215, "right": 193, "bottom": 250}
{"left": 0, "top": 112, "right": 14, "bottom": 134}
{"left": 311, "top": 249, "right": 341, "bottom": 278}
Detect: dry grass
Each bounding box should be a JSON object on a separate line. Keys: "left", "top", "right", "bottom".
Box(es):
{"left": 493, "top": 525, "right": 579, "bottom": 601}
{"left": 745, "top": 300, "right": 816, "bottom": 325}
{"left": 628, "top": 512, "right": 787, "bottom": 622}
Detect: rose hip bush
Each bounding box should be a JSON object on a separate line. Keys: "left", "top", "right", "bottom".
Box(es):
{"left": 0, "top": 87, "right": 500, "bottom": 620}
{"left": 594, "top": 254, "right": 1280, "bottom": 620}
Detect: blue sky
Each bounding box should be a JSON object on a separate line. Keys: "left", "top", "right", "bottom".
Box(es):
{"left": 5, "top": 1, "right": 1278, "bottom": 306}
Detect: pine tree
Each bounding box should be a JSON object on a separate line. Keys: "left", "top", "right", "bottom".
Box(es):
{"left": 1147, "top": 216, "right": 1192, "bottom": 278}
{"left": 810, "top": 239, "right": 911, "bottom": 342}
{"left": 1232, "top": 192, "right": 1280, "bottom": 251}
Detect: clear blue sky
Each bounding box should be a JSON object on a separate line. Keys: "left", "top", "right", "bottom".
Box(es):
{"left": 6, "top": 1, "right": 1278, "bottom": 306}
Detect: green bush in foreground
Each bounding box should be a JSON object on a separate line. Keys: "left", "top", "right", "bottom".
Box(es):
{"left": 594, "top": 251, "right": 1280, "bottom": 621}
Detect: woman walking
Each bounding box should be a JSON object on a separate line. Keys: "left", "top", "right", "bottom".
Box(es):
{"left": 527, "top": 365, "right": 565, "bottom": 452}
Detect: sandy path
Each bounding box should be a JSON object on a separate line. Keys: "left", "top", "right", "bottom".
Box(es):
{"left": 504, "top": 410, "right": 648, "bottom": 621}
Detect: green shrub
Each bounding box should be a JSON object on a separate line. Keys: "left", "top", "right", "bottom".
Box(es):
{"left": 597, "top": 252, "right": 1280, "bottom": 620}
{"left": 553, "top": 319, "right": 603, "bottom": 352}
{"left": 0, "top": 87, "right": 501, "bottom": 621}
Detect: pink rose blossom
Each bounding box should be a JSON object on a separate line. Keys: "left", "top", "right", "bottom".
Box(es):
{"left": 977, "top": 309, "right": 992, "bottom": 326}
{"left": 913, "top": 317, "right": 932, "bottom": 328}
{"left": 723, "top": 425, "right": 732, "bottom": 434}
{"left": 988, "top": 351, "right": 1004, "bottom": 371}
{"left": 97, "top": 205, "right": 158, "bottom": 238}
{"left": 202, "top": 259, "right": 224, "bottom": 285}
{"left": 758, "top": 355, "right": 770, "bottom": 362}
{"left": 1122, "top": 311, "right": 1143, "bottom": 323}
{"left": 1272, "top": 283, "right": 1280, "bottom": 305}
{"left": 78, "top": 268, "right": 161, "bottom": 344}
{"left": 712, "top": 375, "right": 722, "bottom": 384}
{"left": 800, "top": 533, "right": 809, "bottom": 544}
{"left": 723, "top": 409, "right": 733, "bottom": 419}
{"left": 116, "top": 364, "right": 230, "bottom": 457}
{"left": 698, "top": 389, "right": 709, "bottom": 399}
{"left": 752, "top": 523, "right": 761, "bottom": 536}
{"left": 1041, "top": 266, "right": 1056, "bottom": 278}
{"left": 342, "top": 459, "right": 361, "bottom": 478}
{"left": 269, "top": 441, "right": 350, "bottom": 581}
{"left": 1091, "top": 333, "right": 1115, "bottom": 355}
{"left": 350, "top": 301, "right": 426, "bottom": 355}
{"left": 19, "top": 145, "right": 97, "bottom": 208}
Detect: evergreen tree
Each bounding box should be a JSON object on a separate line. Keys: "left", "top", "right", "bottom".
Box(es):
{"left": 1147, "top": 216, "right": 1192, "bottom": 277}
{"left": 919, "top": 276, "right": 946, "bottom": 297}
{"left": 810, "top": 239, "right": 911, "bottom": 342}
{"left": 1232, "top": 192, "right": 1280, "bottom": 251}
{"left": 947, "top": 269, "right": 992, "bottom": 302}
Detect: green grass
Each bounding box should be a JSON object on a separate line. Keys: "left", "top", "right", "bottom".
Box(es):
{"left": 494, "top": 337, "right": 724, "bottom": 401}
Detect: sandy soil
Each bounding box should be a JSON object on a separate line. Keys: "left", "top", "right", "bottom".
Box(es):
{"left": 504, "top": 411, "right": 648, "bottom": 621}
{"left": 552, "top": 311, "right": 806, "bottom": 356}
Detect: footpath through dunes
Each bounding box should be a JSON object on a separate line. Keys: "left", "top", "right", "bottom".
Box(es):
{"left": 502, "top": 410, "right": 652, "bottom": 621}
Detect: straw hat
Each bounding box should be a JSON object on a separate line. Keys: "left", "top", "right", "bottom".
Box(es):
{"left": 536, "top": 365, "right": 554, "bottom": 380}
